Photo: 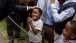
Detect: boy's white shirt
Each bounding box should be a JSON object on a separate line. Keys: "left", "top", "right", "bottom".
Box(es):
{"left": 28, "top": 19, "right": 43, "bottom": 42}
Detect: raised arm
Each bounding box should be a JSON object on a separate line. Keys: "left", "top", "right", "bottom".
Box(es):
{"left": 15, "top": 5, "right": 39, "bottom": 12}
{"left": 50, "top": 0, "right": 75, "bottom": 22}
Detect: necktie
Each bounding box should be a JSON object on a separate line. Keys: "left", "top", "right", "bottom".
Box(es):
{"left": 63, "top": 38, "right": 71, "bottom": 43}
{"left": 42, "top": 0, "right": 47, "bottom": 22}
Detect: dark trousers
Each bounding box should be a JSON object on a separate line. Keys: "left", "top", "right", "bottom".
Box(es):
{"left": 6, "top": 13, "right": 22, "bottom": 38}
{"left": 30, "top": 42, "right": 40, "bottom": 43}
{"left": 30, "top": 42, "right": 33, "bottom": 43}
{"left": 22, "top": 11, "right": 28, "bottom": 28}
{"left": 42, "top": 23, "right": 54, "bottom": 43}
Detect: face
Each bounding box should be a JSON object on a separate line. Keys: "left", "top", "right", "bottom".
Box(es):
{"left": 63, "top": 22, "right": 72, "bottom": 39}
{"left": 31, "top": 9, "right": 41, "bottom": 21}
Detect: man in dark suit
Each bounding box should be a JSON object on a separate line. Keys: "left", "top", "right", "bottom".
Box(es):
{"left": 0, "top": 0, "right": 38, "bottom": 20}
{"left": 0, "top": 0, "right": 39, "bottom": 43}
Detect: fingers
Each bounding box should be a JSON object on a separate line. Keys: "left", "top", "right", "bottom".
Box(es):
{"left": 27, "top": 18, "right": 32, "bottom": 24}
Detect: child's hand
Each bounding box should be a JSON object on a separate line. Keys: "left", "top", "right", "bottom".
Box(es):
{"left": 27, "top": 18, "right": 32, "bottom": 25}
{"left": 50, "top": 0, "right": 55, "bottom": 4}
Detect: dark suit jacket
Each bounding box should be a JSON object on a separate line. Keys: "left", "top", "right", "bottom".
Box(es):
{"left": 28, "top": 0, "right": 38, "bottom": 6}
{"left": 0, "top": 0, "right": 27, "bottom": 20}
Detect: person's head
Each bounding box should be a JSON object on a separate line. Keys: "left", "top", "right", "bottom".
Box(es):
{"left": 63, "top": 20, "right": 76, "bottom": 40}
{"left": 18, "top": 0, "right": 33, "bottom": 3}
{"left": 31, "top": 8, "right": 42, "bottom": 21}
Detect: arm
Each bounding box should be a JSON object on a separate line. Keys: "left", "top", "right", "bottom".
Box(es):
{"left": 30, "top": 21, "right": 43, "bottom": 34}
{"left": 50, "top": 0, "right": 75, "bottom": 22}
{"left": 54, "top": 0, "right": 60, "bottom": 10}
{"left": 15, "top": 5, "right": 39, "bottom": 12}
{"left": 26, "top": 22, "right": 30, "bottom": 31}
{"left": 27, "top": 18, "right": 39, "bottom": 34}
{"left": 0, "top": 0, "right": 9, "bottom": 20}
{"left": 30, "top": 20, "right": 43, "bottom": 35}
{"left": 15, "top": 5, "right": 27, "bottom": 12}
{"left": 51, "top": 4, "right": 75, "bottom": 22}
{"left": 30, "top": 23, "right": 39, "bottom": 34}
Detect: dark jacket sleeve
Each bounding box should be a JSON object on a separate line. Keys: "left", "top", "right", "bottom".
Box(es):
{"left": 28, "top": 0, "right": 38, "bottom": 6}
{"left": 0, "top": 0, "right": 27, "bottom": 21}
{"left": 15, "top": 5, "right": 27, "bottom": 12}
{"left": 0, "top": 0, "right": 16, "bottom": 21}
{"left": 0, "top": 0, "right": 8, "bottom": 21}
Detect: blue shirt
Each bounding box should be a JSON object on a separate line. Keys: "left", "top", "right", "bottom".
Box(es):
{"left": 37, "top": 0, "right": 59, "bottom": 25}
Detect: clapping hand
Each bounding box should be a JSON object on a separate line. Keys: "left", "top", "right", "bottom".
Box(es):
{"left": 27, "top": 18, "right": 32, "bottom": 25}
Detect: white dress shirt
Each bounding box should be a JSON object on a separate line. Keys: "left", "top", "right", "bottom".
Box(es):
{"left": 51, "top": 0, "right": 76, "bottom": 22}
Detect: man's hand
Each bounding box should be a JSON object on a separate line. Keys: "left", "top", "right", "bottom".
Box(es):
{"left": 28, "top": 6, "right": 40, "bottom": 10}
{"left": 50, "top": 0, "right": 55, "bottom": 4}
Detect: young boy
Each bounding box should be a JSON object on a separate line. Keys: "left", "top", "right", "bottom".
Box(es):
{"left": 54, "top": 20, "right": 76, "bottom": 43}
{"left": 26, "top": 8, "right": 43, "bottom": 43}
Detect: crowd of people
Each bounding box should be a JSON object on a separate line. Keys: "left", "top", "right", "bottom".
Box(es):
{"left": 0, "top": 0, "right": 76, "bottom": 43}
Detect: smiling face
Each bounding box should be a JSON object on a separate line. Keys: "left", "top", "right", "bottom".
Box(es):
{"left": 31, "top": 8, "right": 41, "bottom": 21}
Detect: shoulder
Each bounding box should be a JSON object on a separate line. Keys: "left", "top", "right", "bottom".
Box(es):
{"left": 54, "top": 34, "right": 64, "bottom": 43}
{"left": 38, "top": 19, "right": 43, "bottom": 24}
{"left": 33, "top": 19, "right": 43, "bottom": 25}
{"left": 35, "top": 19, "right": 43, "bottom": 27}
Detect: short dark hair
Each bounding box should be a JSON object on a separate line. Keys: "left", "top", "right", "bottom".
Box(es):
{"left": 70, "top": 20, "right": 76, "bottom": 34}
{"left": 33, "top": 8, "right": 42, "bottom": 15}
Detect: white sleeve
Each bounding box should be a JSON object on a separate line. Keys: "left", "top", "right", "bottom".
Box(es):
{"left": 35, "top": 21, "right": 43, "bottom": 31}
{"left": 27, "top": 6, "right": 28, "bottom": 10}
{"left": 51, "top": 4, "right": 75, "bottom": 22}
{"left": 55, "top": 0, "right": 60, "bottom": 10}
{"left": 37, "top": 0, "right": 39, "bottom": 6}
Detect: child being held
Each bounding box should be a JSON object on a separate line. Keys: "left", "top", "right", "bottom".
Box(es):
{"left": 54, "top": 20, "right": 76, "bottom": 43}
{"left": 26, "top": 8, "right": 43, "bottom": 43}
